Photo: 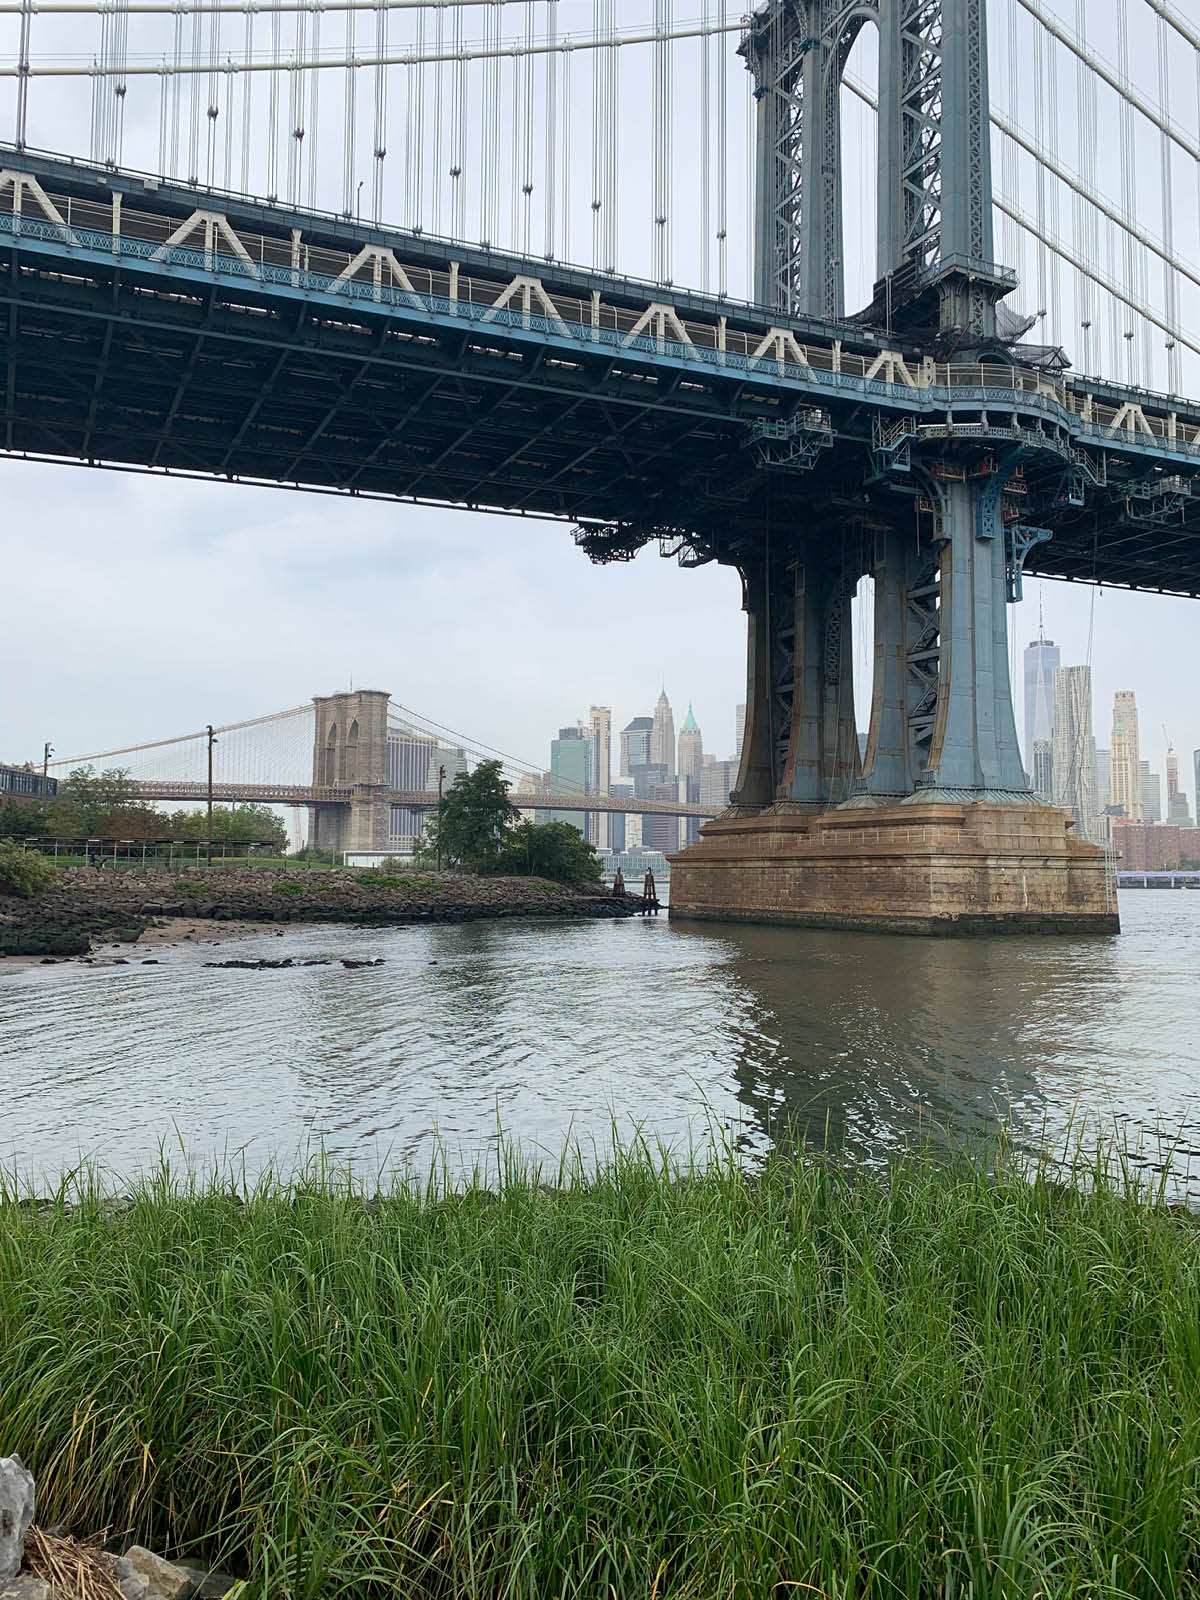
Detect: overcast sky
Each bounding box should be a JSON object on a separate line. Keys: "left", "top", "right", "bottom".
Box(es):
{"left": 1, "top": 0, "right": 1197, "bottom": 798}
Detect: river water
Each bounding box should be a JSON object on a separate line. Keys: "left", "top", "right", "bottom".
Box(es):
{"left": 3, "top": 892, "right": 1199, "bottom": 1195}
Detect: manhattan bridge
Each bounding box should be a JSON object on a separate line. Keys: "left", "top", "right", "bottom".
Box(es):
{"left": 3, "top": 0, "right": 1199, "bottom": 928}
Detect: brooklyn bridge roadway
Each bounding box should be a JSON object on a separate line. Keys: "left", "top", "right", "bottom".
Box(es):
{"left": 133, "top": 781, "right": 715, "bottom": 820}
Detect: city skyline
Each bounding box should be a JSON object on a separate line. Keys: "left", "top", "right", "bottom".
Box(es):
{"left": 2, "top": 474, "right": 1195, "bottom": 819}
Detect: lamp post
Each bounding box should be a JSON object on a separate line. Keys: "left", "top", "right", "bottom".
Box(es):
{"left": 436, "top": 764, "right": 446, "bottom": 871}
{"left": 206, "top": 725, "right": 217, "bottom": 867}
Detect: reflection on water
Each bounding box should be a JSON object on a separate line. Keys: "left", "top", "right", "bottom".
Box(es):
{"left": 2, "top": 893, "right": 1198, "bottom": 1192}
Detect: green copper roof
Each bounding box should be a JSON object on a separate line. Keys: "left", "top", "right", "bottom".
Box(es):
{"left": 680, "top": 703, "right": 699, "bottom": 732}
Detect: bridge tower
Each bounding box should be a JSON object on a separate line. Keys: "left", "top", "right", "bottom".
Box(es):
{"left": 673, "top": 0, "right": 1113, "bottom": 930}
{"left": 310, "top": 690, "right": 391, "bottom": 855}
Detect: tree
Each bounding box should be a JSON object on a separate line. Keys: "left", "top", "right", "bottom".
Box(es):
{"left": 496, "top": 821, "right": 602, "bottom": 887}
{"left": 57, "top": 767, "right": 151, "bottom": 837}
{"left": 164, "top": 803, "right": 287, "bottom": 850}
{"left": 416, "top": 760, "right": 513, "bottom": 873}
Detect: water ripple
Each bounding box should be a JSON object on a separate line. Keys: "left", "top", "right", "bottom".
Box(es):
{"left": 1, "top": 897, "right": 1198, "bottom": 1190}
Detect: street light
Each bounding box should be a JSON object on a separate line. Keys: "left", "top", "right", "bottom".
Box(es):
{"left": 206, "top": 725, "right": 218, "bottom": 867}
{"left": 436, "top": 764, "right": 446, "bottom": 871}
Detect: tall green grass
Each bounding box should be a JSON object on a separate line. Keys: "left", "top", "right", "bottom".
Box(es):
{"left": 2, "top": 1143, "right": 1199, "bottom": 1598}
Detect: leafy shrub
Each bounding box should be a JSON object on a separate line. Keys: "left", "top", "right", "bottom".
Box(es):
{"left": 0, "top": 839, "right": 57, "bottom": 898}
{"left": 171, "top": 880, "right": 202, "bottom": 895}
{"left": 274, "top": 880, "right": 304, "bottom": 897}
{"left": 356, "top": 872, "right": 401, "bottom": 888}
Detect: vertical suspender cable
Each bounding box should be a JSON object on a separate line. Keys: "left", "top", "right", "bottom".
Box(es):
{"left": 343, "top": 2, "right": 356, "bottom": 218}
{"left": 224, "top": 55, "right": 235, "bottom": 190}
{"left": 414, "top": 3, "right": 425, "bottom": 231}
{"left": 170, "top": 8, "right": 183, "bottom": 179}
{"left": 110, "top": 0, "right": 129, "bottom": 168}
{"left": 510, "top": 52, "right": 521, "bottom": 249}
{"left": 1157, "top": 14, "right": 1179, "bottom": 395}
{"left": 591, "top": 0, "right": 603, "bottom": 268}
{"left": 717, "top": 0, "right": 727, "bottom": 295}
{"left": 371, "top": 0, "right": 387, "bottom": 222}
{"left": 308, "top": 7, "right": 322, "bottom": 209}
{"left": 1001, "top": 0, "right": 1019, "bottom": 277}
{"left": 289, "top": 2, "right": 307, "bottom": 207}
{"left": 1032, "top": 17, "right": 1048, "bottom": 336}
{"left": 521, "top": 0, "right": 535, "bottom": 256}
{"left": 544, "top": 0, "right": 557, "bottom": 259}
{"left": 745, "top": 57, "right": 753, "bottom": 298}
{"left": 158, "top": 58, "right": 169, "bottom": 175}
{"left": 1045, "top": 21, "right": 1060, "bottom": 344}
{"left": 188, "top": 5, "right": 203, "bottom": 181}
{"left": 1073, "top": 0, "right": 1094, "bottom": 375}
{"left": 451, "top": 1, "right": 465, "bottom": 239}
{"left": 15, "top": 0, "right": 31, "bottom": 147}
{"left": 653, "top": 0, "right": 665, "bottom": 279}
{"left": 700, "top": 0, "right": 710, "bottom": 293}
{"left": 205, "top": 0, "right": 219, "bottom": 186}
{"left": 608, "top": 1, "right": 618, "bottom": 270}
{"left": 432, "top": 3, "right": 445, "bottom": 236}
{"left": 481, "top": 2, "right": 500, "bottom": 246}
{"left": 267, "top": 0, "right": 282, "bottom": 199}
{"left": 239, "top": 8, "right": 252, "bottom": 195}
{"left": 560, "top": 24, "right": 570, "bottom": 261}
{"left": 1116, "top": 0, "right": 1136, "bottom": 383}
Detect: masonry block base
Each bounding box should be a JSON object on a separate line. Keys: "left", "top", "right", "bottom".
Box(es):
{"left": 668, "top": 802, "right": 1119, "bottom": 936}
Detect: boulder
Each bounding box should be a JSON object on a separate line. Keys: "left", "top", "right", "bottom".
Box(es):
{"left": 0, "top": 1457, "right": 34, "bottom": 1581}
{"left": 0, "top": 1576, "right": 52, "bottom": 1600}
{"left": 173, "top": 1563, "right": 238, "bottom": 1599}
{"left": 122, "top": 1547, "right": 192, "bottom": 1599}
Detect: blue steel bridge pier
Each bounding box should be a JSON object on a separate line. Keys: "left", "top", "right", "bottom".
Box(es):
{"left": 2, "top": 0, "right": 1200, "bottom": 929}
{"left": 664, "top": 0, "right": 1169, "bottom": 933}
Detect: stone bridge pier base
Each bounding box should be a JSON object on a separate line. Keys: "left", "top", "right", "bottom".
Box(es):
{"left": 669, "top": 481, "right": 1117, "bottom": 935}
{"left": 308, "top": 689, "right": 391, "bottom": 856}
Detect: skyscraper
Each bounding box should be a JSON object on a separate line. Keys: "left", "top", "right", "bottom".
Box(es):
{"left": 1110, "top": 691, "right": 1142, "bottom": 819}
{"left": 1165, "top": 743, "right": 1192, "bottom": 825}
{"left": 1093, "top": 748, "right": 1111, "bottom": 814}
{"left": 1139, "top": 760, "right": 1162, "bottom": 823}
{"left": 550, "top": 724, "right": 591, "bottom": 834}
{"left": 677, "top": 704, "right": 704, "bottom": 783}
{"left": 651, "top": 689, "right": 676, "bottom": 774}
{"left": 734, "top": 703, "right": 746, "bottom": 761}
{"left": 619, "top": 716, "right": 653, "bottom": 776}
{"left": 589, "top": 706, "right": 612, "bottom": 849}
{"left": 1051, "top": 666, "right": 1094, "bottom": 840}
{"left": 1023, "top": 620, "right": 1060, "bottom": 769}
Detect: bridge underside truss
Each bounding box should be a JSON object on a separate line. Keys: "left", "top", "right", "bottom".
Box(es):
{"left": 1, "top": 149, "right": 1198, "bottom": 602}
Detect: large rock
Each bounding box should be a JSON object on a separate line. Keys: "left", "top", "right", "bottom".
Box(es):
{"left": 0, "top": 1457, "right": 34, "bottom": 1581}
{"left": 122, "top": 1547, "right": 192, "bottom": 1599}
{"left": 0, "top": 1576, "right": 51, "bottom": 1600}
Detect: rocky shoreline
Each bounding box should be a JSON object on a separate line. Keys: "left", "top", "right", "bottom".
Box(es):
{"left": 0, "top": 865, "right": 643, "bottom": 958}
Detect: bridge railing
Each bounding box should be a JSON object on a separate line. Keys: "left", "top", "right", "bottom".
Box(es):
{"left": 5, "top": 175, "right": 1200, "bottom": 464}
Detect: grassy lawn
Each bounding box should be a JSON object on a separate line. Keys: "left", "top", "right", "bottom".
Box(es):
{"left": 2, "top": 1144, "right": 1198, "bottom": 1598}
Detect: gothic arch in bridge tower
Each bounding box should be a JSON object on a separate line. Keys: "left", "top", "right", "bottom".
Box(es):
{"left": 310, "top": 692, "right": 391, "bottom": 855}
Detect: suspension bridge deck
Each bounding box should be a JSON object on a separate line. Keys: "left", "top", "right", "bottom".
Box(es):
{"left": 130, "top": 780, "right": 713, "bottom": 819}
{"left": 2, "top": 148, "right": 1199, "bottom": 595}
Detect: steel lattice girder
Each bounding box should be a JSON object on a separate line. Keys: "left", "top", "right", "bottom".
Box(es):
{"left": 1, "top": 151, "right": 1200, "bottom": 594}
